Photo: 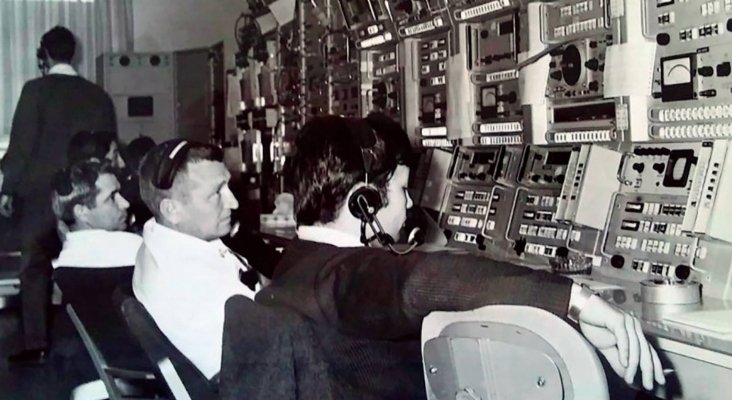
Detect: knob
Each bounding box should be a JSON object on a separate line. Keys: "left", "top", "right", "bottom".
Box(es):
{"left": 700, "top": 89, "right": 717, "bottom": 97}
{"left": 550, "top": 71, "right": 563, "bottom": 80}
{"left": 727, "top": 18, "right": 732, "bottom": 32}
{"left": 698, "top": 66, "right": 714, "bottom": 77}
{"left": 588, "top": 81, "right": 599, "bottom": 91}
{"left": 610, "top": 255, "right": 625, "bottom": 269}
{"left": 675, "top": 265, "right": 691, "bottom": 280}
{"left": 653, "top": 162, "right": 665, "bottom": 173}
{"left": 632, "top": 162, "right": 645, "bottom": 173}
{"left": 584, "top": 58, "right": 599, "bottom": 71}
{"left": 717, "top": 62, "right": 731, "bottom": 77}
{"left": 556, "top": 246, "right": 569, "bottom": 258}
{"left": 656, "top": 33, "right": 671, "bottom": 46}
{"left": 480, "top": 30, "right": 489, "bottom": 39}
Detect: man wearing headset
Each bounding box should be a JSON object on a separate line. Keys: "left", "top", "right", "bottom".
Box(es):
{"left": 2, "top": 26, "right": 116, "bottom": 365}
{"left": 255, "top": 113, "right": 665, "bottom": 399}
{"left": 132, "top": 140, "right": 267, "bottom": 381}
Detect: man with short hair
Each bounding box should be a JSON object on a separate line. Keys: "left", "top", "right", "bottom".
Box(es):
{"left": 51, "top": 159, "right": 139, "bottom": 268}
{"left": 132, "top": 140, "right": 259, "bottom": 380}
{"left": 255, "top": 114, "right": 666, "bottom": 399}
{"left": 2, "top": 26, "right": 116, "bottom": 365}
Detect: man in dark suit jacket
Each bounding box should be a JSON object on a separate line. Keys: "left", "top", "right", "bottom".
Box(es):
{"left": 0, "top": 26, "right": 116, "bottom": 365}
{"left": 246, "top": 114, "right": 665, "bottom": 399}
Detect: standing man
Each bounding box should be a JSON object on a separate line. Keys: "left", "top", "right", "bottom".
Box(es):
{"left": 1, "top": 26, "right": 116, "bottom": 365}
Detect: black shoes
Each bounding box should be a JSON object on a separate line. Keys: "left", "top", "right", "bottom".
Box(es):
{"left": 7, "top": 348, "right": 48, "bottom": 367}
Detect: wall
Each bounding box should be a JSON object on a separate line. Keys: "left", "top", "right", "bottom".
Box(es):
{"left": 132, "top": 0, "right": 246, "bottom": 70}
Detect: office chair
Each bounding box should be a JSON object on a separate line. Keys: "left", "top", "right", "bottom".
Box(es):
{"left": 115, "top": 287, "right": 218, "bottom": 400}
{"left": 421, "top": 305, "right": 609, "bottom": 400}
{"left": 55, "top": 267, "right": 164, "bottom": 400}
{"left": 66, "top": 304, "right": 163, "bottom": 400}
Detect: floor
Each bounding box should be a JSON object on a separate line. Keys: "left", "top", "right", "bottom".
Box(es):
{"left": 0, "top": 305, "right": 97, "bottom": 399}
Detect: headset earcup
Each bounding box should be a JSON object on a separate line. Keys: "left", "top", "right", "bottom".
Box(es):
{"left": 348, "top": 186, "right": 383, "bottom": 222}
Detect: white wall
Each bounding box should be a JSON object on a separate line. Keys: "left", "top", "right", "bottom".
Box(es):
{"left": 132, "top": 0, "right": 246, "bottom": 69}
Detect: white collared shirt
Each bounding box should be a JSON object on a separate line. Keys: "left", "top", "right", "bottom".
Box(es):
{"left": 132, "top": 220, "right": 257, "bottom": 379}
{"left": 48, "top": 63, "right": 78, "bottom": 76}
{"left": 52, "top": 230, "right": 142, "bottom": 268}
{"left": 297, "top": 225, "right": 364, "bottom": 248}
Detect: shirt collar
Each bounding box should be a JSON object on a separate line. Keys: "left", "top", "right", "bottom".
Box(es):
{"left": 143, "top": 219, "right": 230, "bottom": 258}
{"left": 296, "top": 225, "right": 363, "bottom": 248}
{"left": 53, "top": 229, "right": 142, "bottom": 268}
{"left": 48, "top": 63, "right": 78, "bottom": 76}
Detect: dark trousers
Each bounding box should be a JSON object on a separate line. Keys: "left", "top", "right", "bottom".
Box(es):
{"left": 16, "top": 193, "right": 60, "bottom": 350}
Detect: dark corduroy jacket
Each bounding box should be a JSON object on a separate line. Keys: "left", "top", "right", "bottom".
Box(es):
{"left": 252, "top": 238, "right": 573, "bottom": 399}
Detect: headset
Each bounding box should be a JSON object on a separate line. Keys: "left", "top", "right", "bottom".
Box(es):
{"left": 36, "top": 37, "right": 50, "bottom": 75}
{"left": 152, "top": 140, "right": 192, "bottom": 189}
{"left": 347, "top": 119, "right": 421, "bottom": 255}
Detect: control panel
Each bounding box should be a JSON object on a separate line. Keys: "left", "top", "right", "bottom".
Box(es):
{"left": 645, "top": 0, "right": 732, "bottom": 141}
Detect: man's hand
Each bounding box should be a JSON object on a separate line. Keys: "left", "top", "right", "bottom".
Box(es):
{"left": 0, "top": 194, "right": 13, "bottom": 218}
{"left": 578, "top": 295, "right": 666, "bottom": 390}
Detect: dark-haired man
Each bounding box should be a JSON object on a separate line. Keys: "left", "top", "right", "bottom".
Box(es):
{"left": 2, "top": 26, "right": 116, "bottom": 365}
{"left": 255, "top": 113, "right": 665, "bottom": 399}
{"left": 132, "top": 140, "right": 260, "bottom": 380}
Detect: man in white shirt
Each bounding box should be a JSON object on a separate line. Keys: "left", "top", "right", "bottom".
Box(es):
{"left": 132, "top": 140, "right": 257, "bottom": 380}
{"left": 51, "top": 159, "right": 141, "bottom": 269}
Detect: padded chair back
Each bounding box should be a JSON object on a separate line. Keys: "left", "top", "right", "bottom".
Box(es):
{"left": 56, "top": 267, "right": 164, "bottom": 399}
{"left": 220, "top": 295, "right": 334, "bottom": 400}
{"left": 115, "top": 285, "right": 218, "bottom": 400}
{"left": 421, "top": 305, "right": 609, "bottom": 400}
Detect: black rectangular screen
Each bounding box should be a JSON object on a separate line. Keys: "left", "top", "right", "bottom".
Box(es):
{"left": 127, "top": 96, "right": 153, "bottom": 117}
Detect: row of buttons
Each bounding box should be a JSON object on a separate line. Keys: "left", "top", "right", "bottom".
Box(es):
{"left": 451, "top": 203, "right": 489, "bottom": 216}
{"left": 519, "top": 224, "right": 570, "bottom": 240}
{"left": 658, "top": 12, "right": 675, "bottom": 26}
{"left": 526, "top": 243, "right": 558, "bottom": 257}
{"left": 657, "top": 124, "right": 732, "bottom": 139}
{"left": 453, "top": 231, "right": 477, "bottom": 244}
{"left": 422, "top": 138, "right": 452, "bottom": 147}
{"left": 478, "top": 135, "right": 523, "bottom": 145}
{"left": 615, "top": 235, "right": 638, "bottom": 250}
{"left": 455, "top": 0, "right": 511, "bottom": 21}
{"left": 420, "top": 62, "right": 446, "bottom": 75}
{"left": 622, "top": 219, "right": 686, "bottom": 236}
{"left": 641, "top": 239, "right": 672, "bottom": 254}
{"left": 701, "top": 1, "right": 723, "bottom": 16}
{"left": 560, "top": 1, "right": 594, "bottom": 18}
{"left": 374, "top": 64, "right": 398, "bottom": 77}
{"left": 527, "top": 195, "right": 558, "bottom": 208}
{"left": 446, "top": 215, "right": 484, "bottom": 229}
{"left": 553, "top": 130, "right": 613, "bottom": 143}
{"left": 679, "top": 22, "right": 722, "bottom": 41}
{"left": 656, "top": 104, "right": 732, "bottom": 122}
{"left": 627, "top": 202, "right": 686, "bottom": 216}
{"left": 421, "top": 126, "right": 447, "bottom": 137}
{"left": 483, "top": 69, "right": 518, "bottom": 83}
{"left": 552, "top": 17, "right": 604, "bottom": 38}
{"left": 402, "top": 18, "right": 444, "bottom": 37}
{"left": 479, "top": 121, "right": 522, "bottom": 133}
{"left": 674, "top": 243, "right": 692, "bottom": 257}
{"left": 457, "top": 190, "right": 493, "bottom": 202}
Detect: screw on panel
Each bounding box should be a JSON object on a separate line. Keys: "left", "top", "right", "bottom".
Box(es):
{"left": 428, "top": 366, "right": 438, "bottom": 374}
{"left": 537, "top": 377, "right": 546, "bottom": 387}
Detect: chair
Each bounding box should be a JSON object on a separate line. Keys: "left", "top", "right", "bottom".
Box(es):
{"left": 114, "top": 286, "right": 218, "bottom": 400}
{"left": 421, "top": 305, "right": 609, "bottom": 400}
{"left": 55, "top": 267, "right": 165, "bottom": 400}
{"left": 219, "top": 295, "right": 334, "bottom": 400}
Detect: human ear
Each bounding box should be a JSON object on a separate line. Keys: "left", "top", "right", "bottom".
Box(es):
{"left": 159, "top": 198, "right": 179, "bottom": 223}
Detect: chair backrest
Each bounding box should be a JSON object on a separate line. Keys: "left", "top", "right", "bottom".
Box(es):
{"left": 220, "top": 295, "right": 334, "bottom": 400}
{"left": 421, "top": 305, "right": 609, "bottom": 400}
{"left": 56, "top": 267, "right": 164, "bottom": 400}
{"left": 114, "top": 285, "right": 218, "bottom": 400}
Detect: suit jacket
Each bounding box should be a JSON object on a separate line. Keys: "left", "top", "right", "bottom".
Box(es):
{"left": 1, "top": 74, "right": 115, "bottom": 242}
{"left": 255, "top": 239, "right": 573, "bottom": 399}
{"left": 1, "top": 74, "right": 116, "bottom": 198}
